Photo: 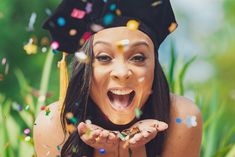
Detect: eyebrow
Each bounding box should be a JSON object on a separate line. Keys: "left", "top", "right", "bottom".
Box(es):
{"left": 93, "top": 40, "right": 150, "bottom": 48}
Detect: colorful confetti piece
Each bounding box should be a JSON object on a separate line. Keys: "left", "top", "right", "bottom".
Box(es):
{"left": 25, "top": 136, "right": 31, "bottom": 142}
{"left": 127, "top": 20, "right": 139, "bottom": 30}
{"left": 99, "top": 148, "right": 106, "bottom": 154}
{"left": 185, "top": 116, "right": 197, "bottom": 128}
{"left": 75, "top": 51, "right": 89, "bottom": 63}
{"left": 90, "top": 23, "right": 104, "bottom": 32}
{"left": 175, "top": 118, "right": 182, "bottom": 124}
{"left": 85, "top": 3, "right": 93, "bottom": 14}
{"left": 24, "top": 43, "right": 37, "bottom": 55}
{"left": 151, "top": 0, "right": 162, "bottom": 7}
{"left": 50, "top": 41, "right": 59, "bottom": 50}
{"left": 57, "top": 17, "right": 66, "bottom": 26}
{"left": 168, "top": 22, "right": 177, "bottom": 33}
{"left": 69, "top": 29, "right": 77, "bottom": 36}
{"left": 135, "top": 108, "right": 142, "bottom": 119}
{"left": 27, "top": 12, "right": 37, "bottom": 31}
{"left": 103, "top": 13, "right": 114, "bottom": 25}
{"left": 71, "top": 8, "right": 86, "bottom": 19}
{"left": 24, "top": 128, "right": 30, "bottom": 135}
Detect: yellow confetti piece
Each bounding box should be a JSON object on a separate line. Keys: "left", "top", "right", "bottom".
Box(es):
{"left": 23, "top": 43, "right": 37, "bottom": 55}
{"left": 168, "top": 22, "right": 177, "bottom": 33}
{"left": 67, "top": 124, "right": 76, "bottom": 133}
{"left": 126, "top": 20, "right": 139, "bottom": 30}
{"left": 116, "top": 39, "right": 130, "bottom": 52}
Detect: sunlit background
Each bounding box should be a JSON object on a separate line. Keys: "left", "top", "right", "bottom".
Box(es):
{"left": 0, "top": 0, "right": 234, "bottom": 156}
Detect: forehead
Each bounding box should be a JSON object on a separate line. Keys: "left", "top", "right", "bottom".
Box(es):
{"left": 93, "top": 27, "right": 154, "bottom": 48}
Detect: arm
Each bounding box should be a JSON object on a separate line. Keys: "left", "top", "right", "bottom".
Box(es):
{"left": 161, "top": 95, "right": 203, "bottom": 157}
{"left": 33, "top": 102, "right": 65, "bottom": 157}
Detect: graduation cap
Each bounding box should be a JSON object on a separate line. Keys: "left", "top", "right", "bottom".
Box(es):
{"left": 42, "top": 0, "right": 177, "bottom": 105}
{"left": 43, "top": 0, "right": 177, "bottom": 54}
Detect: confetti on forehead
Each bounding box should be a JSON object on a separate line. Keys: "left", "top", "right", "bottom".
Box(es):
{"left": 116, "top": 39, "right": 130, "bottom": 51}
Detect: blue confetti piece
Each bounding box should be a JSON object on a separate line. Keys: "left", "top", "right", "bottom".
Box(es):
{"left": 57, "top": 17, "right": 66, "bottom": 26}
{"left": 103, "top": 13, "right": 114, "bottom": 25}
{"left": 99, "top": 148, "right": 106, "bottom": 154}
{"left": 110, "top": 4, "right": 117, "bottom": 11}
{"left": 176, "top": 118, "right": 182, "bottom": 124}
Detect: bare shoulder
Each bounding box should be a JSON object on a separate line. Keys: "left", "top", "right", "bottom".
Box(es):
{"left": 161, "top": 94, "right": 203, "bottom": 157}
{"left": 33, "top": 101, "right": 66, "bottom": 157}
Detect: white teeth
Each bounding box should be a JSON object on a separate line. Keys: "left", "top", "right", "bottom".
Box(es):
{"left": 110, "top": 89, "right": 133, "bottom": 95}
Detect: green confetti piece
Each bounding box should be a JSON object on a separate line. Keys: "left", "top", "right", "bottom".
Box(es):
{"left": 135, "top": 108, "right": 142, "bottom": 119}
{"left": 45, "top": 109, "right": 51, "bottom": 116}
{"left": 69, "top": 117, "right": 77, "bottom": 124}
{"left": 56, "top": 145, "right": 60, "bottom": 151}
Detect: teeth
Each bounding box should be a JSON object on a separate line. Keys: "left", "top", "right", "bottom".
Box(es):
{"left": 110, "top": 89, "right": 133, "bottom": 95}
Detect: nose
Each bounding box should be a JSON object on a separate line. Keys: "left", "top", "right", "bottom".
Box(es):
{"left": 110, "top": 64, "right": 132, "bottom": 81}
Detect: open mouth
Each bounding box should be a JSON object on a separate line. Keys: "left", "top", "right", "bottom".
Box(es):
{"left": 107, "top": 89, "right": 135, "bottom": 111}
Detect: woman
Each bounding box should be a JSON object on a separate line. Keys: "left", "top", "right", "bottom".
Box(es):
{"left": 33, "top": 0, "right": 202, "bottom": 157}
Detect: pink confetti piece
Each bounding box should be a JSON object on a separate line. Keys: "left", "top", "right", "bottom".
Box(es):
{"left": 71, "top": 8, "right": 86, "bottom": 19}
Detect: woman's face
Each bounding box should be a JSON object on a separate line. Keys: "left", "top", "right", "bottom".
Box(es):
{"left": 90, "top": 27, "right": 155, "bottom": 125}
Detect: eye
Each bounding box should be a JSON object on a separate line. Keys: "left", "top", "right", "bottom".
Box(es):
{"left": 130, "top": 54, "right": 146, "bottom": 62}
{"left": 95, "top": 54, "right": 112, "bottom": 62}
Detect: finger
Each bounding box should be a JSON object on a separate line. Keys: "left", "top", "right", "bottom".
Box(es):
{"left": 107, "top": 132, "right": 116, "bottom": 144}
{"left": 129, "top": 133, "right": 143, "bottom": 144}
{"left": 96, "top": 130, "right": 109, "bottom": 143}
{"left": 77, "top": 122, "right": 88, "bottom": 136}
{"left": 154, "top": 121, "right": 168, "bottom": 131}
{"left": 141, "top": 130, "right": 150, "bottom": 138}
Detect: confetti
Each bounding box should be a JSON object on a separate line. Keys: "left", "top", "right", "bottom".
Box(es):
{"left": 41, "top": 47, "right": 47, "bottom": 53}
{"left": 27, "top": 12, "right": 37, "bottom": 31}
{"left": 126, "top": 20, "right": 139, "bottom": 30}
{"left": 69, "top": 29, "right": 77, "bottom": 36}
{"left": 40, "top": 105, "right": 47, "bottom": 111}
{"left": 118, "top": 131, "right": 127, "bottom": 141}
{"left": 72, "top": 145, "right": 78, "bottom": 153}
{"left": 175, "top": 118, "right": 182, "bottom": 124}
{"left": 67, "top": 124, "right": 76, "bottom": 133}
{"left": 138, "top": 77, "right": 145, "bottom": 82}
{"left": 24, "top": 43, "right": 37, "bottom": 55}
{"left": 109, "top": 4, "right": 117, "bottom": 11}
{"left": 66, "top": 112, "right": 74, "bottom": 119}
{"left": 50, "top": 41, "right": 59, "bottom": 50}
{"left": 25, "top": 105, "right": 30, "bottom": 110}
{"left": 116, "top": 39, "right": 130, "bottom": 51}
{"left": 12, "top": 102, "right": 23, "bottom": 111}
{"left": 85, "top": 119, "right": 92, "bottom": 124}
{"left": 168, "top": 22, "right": 177, "bottom": 33}
{"left": 82, "top": 31, "right": 92, "bottom": 41}
{"left": 24, "top": 128, "right": 30, "bottom": 135}
{"left": 25, "top": 136, "right": 31, "bottom": 142}
{"left": 40, "top": 37, "right": 50, "bottom": 46}
{"left": 45, "top": 109, "right": 51, "bottom": 116}
{"left": 90, "top": 23, "right": 104, "bottom": 32}
{"left": 52, "top": 50, "right": 60, "bottom": 54}
{"left": 71, "top": 8, "right": 86, "bottom": 19}
{"left": 135, "top": 108, "right": 142, "bottom": 119}
{"left": 99, "top": 148, "right": 106, "bottom": 154}
{"left": 116, "top": 9, "right": 122, "bottom": 16}
{"left": 75, "top": 51, "right": 89, "bottom": 63}
{"left": 103, "top": 13, "right": 114, "bottom": 25}
{"left": 185, "top": 116, "right": 197, "bottom": 128}
{"left": 1, "top": 57, "right": 6, "bottom": 65}
{"left": 45, "top": 8, "right": 52, "bottom": 16}
{"left": 85, "top": 3, "right": 93, "bottom": 13}
{"left": 56, "top": 145, "right": 61, "bottom": 151}
{"left": 57, "top": 17, "right": 66, "bottom": 26}
{"left": 151, "top": 0, "right": 162, "bottom": 7}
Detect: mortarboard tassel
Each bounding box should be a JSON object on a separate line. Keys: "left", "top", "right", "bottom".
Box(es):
{"left": 58, "top": 52, "right": 68, "bottom": 105}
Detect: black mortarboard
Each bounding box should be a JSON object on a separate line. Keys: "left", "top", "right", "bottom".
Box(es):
{"left": 43, "top": 0, "right": 177, "bottom": 54}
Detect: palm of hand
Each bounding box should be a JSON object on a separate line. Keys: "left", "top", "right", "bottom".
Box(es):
{"left": 77, "top": 119, "right": 168, "bottom": 154}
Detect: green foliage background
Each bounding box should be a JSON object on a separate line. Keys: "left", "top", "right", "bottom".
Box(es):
{"left": 0, "top": 0, "right": 235, "bottom": 157}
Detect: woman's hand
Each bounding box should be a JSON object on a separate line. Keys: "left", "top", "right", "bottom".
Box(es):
{"left": 119, "top": 119, "right": 168, "bottom": 149}
{"left": 77, "top": 122, "right": 119, "bottom": 154}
